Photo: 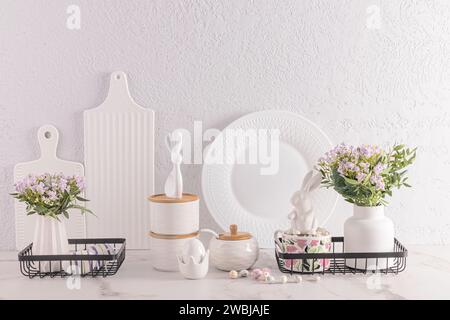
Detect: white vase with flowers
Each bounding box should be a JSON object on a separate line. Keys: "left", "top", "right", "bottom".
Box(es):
{"left": 317, "top": 143, "right": 416, "bottom": 270}
{"left": 12, "top": 173, "right": 93, "bottom": 272}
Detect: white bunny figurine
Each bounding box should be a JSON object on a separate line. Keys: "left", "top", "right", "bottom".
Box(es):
{"left": 164, "top": 131, "right": 183, "bottom": 199}
{"left": 288, "top": 170, "right": 322, "bottom": 235}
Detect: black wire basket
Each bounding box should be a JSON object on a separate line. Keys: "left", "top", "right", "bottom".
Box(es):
{"left": 18, "top": 238, "right": 126, "bottom": 278}
{"left": 275, "top": 236, "right": 407, "bottom": 275}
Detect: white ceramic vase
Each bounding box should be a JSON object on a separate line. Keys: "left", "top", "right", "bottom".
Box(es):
{"left": 33, "top": 215, "right": 70, "bottom": 272}
{"left": 344, "top": 205, "right": 394, "bottom": 270}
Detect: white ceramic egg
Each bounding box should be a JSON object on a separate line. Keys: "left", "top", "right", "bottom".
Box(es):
{"left": 181, "top": 238, "right": 206, "bottom": 264}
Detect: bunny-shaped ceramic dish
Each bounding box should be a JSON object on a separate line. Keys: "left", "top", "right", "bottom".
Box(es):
{"left": 288, "top": 170, "right": 322, "bottom": 235}
{"left": 275, "top": 170, "right": 332, "bottom": 272}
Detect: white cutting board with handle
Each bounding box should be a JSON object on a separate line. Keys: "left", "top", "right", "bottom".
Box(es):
{"left": 84, "top": 71, "right": 154, "bottom": 249}
{"left": 14, "top": 125, "right": 86, "bottom": 250}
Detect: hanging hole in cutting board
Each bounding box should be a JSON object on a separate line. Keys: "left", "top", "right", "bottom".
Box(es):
{"left": 115, "top": 74, "right": 121, "bottom": 80}
{"left": 44, "top": 131, "right": 52, "bottom": 139}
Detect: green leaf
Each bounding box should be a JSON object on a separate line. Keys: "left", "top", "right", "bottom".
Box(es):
{"left": 34, "top": 205, "right": 48, "bottom": 214}
{"left": 76, "top": 196, "right": 89, "bottom": 202}
{"left": 67, "top": 204, "right": 95, "bottom": 216}
{"left": 67, "top": 204, "right": 86, "bottom": 210}
{"left": 344, "top": 177, "right": 359, "bottom": 185}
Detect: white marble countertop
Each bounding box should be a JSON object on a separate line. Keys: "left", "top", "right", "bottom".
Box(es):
{"left": 1, "top": 246, "right": 449, "bottom": 300}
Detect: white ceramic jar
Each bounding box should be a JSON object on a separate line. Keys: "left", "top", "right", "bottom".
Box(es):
{"left": 344, "top": 205, "right": 394, "bottom": 270}
{"left": 148, "top": 193, "right": 199, "bottom": 235}
{"left": 203, "top": 224, "right": 259, "bottom": 271}
{"left": 149, "top": 231, "right": 199, "bottom": 271}
{"left": 148, "top": 193, "right": 200, "bottom": 272}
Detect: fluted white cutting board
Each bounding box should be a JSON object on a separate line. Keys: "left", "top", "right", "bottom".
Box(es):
{"left": 84, "top": 71, "right": 154, "bottom": 249}
{"left": 14, "top": 125, "right": 86, "bottom": 250}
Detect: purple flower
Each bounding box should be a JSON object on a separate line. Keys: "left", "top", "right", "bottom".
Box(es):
{"left": 11, "top": 173, "right": 93, "bottom": 219}
{"left": 75, "top": 176, "right": 85, "bottom": 191}
{"left": 59, "top": 178, "right": 68, "bottom": 192}
{"left": 337, "top": 163, "right": 346, "bottom": 175}
{"left": 370, "top": 175, "right": 378, "bottom": 184}
{"left": 359, "top": 162, "right": 370, "bottom": 172}
{"left": 46, "top": 190, "right": 58, "bottom": 201}
{"left": 357, "top": 144, "right": 381, "bottom": 158}
{"left": 356, "top": 172, "right": 366, "bottom": 182}
{"left": 369, "top": 174, "right": 385, "bottom": 191}
{"left": 374, "top": 163, "right": 387, "bottom": 175}
{"left": 14, "top": 181, "right": 26, "bottom": 193}
{"left": 345, "top": 162, "right": 355, "bottom": 170}
{"left": 35, "top": 182, "right": 46, "bottom": 194}
{"left": 27, "top": 175, "right": 37, "bottom": 186}
{"left": 376, "top": 181, "right": 385, "bottom": 191}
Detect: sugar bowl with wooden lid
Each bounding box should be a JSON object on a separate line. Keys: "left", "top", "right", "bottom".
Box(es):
{"left": 203, "top": 224, "right": 259, "bottom": 271}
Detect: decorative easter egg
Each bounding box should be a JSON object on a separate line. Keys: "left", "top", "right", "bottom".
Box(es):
{"left": 181, "top": 238, "right": 206, "bottom": 264}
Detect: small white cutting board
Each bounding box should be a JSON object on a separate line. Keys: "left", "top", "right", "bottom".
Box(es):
{"left": 84, "top": 71, "right": 154, "bottom": 249}
{"left": 14, "top": 125, "right": 86, "bottom": 250}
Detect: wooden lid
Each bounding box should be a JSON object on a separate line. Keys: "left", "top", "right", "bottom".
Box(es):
{"left": 148, "top": 193, "right": 199, "bottom": 203}
{"left": 149, "top": 231, "right": 199, "bottom": 239}
{"left": 218, "top": 224, "right": 252, "bottom": 241}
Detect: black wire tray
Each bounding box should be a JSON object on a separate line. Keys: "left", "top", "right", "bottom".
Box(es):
{"left": 18, "top": 238, "right": 126, "bottom": 278}
{"left": 275, "top": 237, "right": 407, "bottom": 275}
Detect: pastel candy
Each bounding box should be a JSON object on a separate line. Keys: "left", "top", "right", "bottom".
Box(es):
{"left": 251, "top": 269, "right": 262, "bottom": 279}
{"left": 229, "top": 270, "right": 239, "bottom": 279}
{"left": 239, "top": 270, "right": 249, "bottom": 277}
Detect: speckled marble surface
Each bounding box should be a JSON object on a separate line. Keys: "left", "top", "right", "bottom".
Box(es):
{"left": 1, "top": 247, "right": 449, "bottom": 300}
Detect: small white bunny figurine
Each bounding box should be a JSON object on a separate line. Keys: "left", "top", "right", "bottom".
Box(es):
{"left": 164, "top": 131, "right": 183, "bottom": 199}
{"left": 288, "top": 170, "right": 322, "bottom": 235}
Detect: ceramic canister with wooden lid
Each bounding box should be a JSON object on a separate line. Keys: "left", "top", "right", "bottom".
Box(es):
{"left": 149, "top": 193, "right": 199, "bottom": 234}
{"left": 149, "top": 231, "right": 200, "bottom": 271}
{"left": 203, "top": 224, "right": 259, "bottom": 271}
{"left": 148, "top": 193, "right": 200, "bottom": 271}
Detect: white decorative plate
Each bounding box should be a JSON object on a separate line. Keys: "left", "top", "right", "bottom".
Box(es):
{"left": 202, "top": 110, "right": 337, "bottom": 248}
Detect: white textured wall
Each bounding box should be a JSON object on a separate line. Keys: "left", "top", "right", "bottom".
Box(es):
{"left": 1, "top": 1, "right": 449, "bottom": 249}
